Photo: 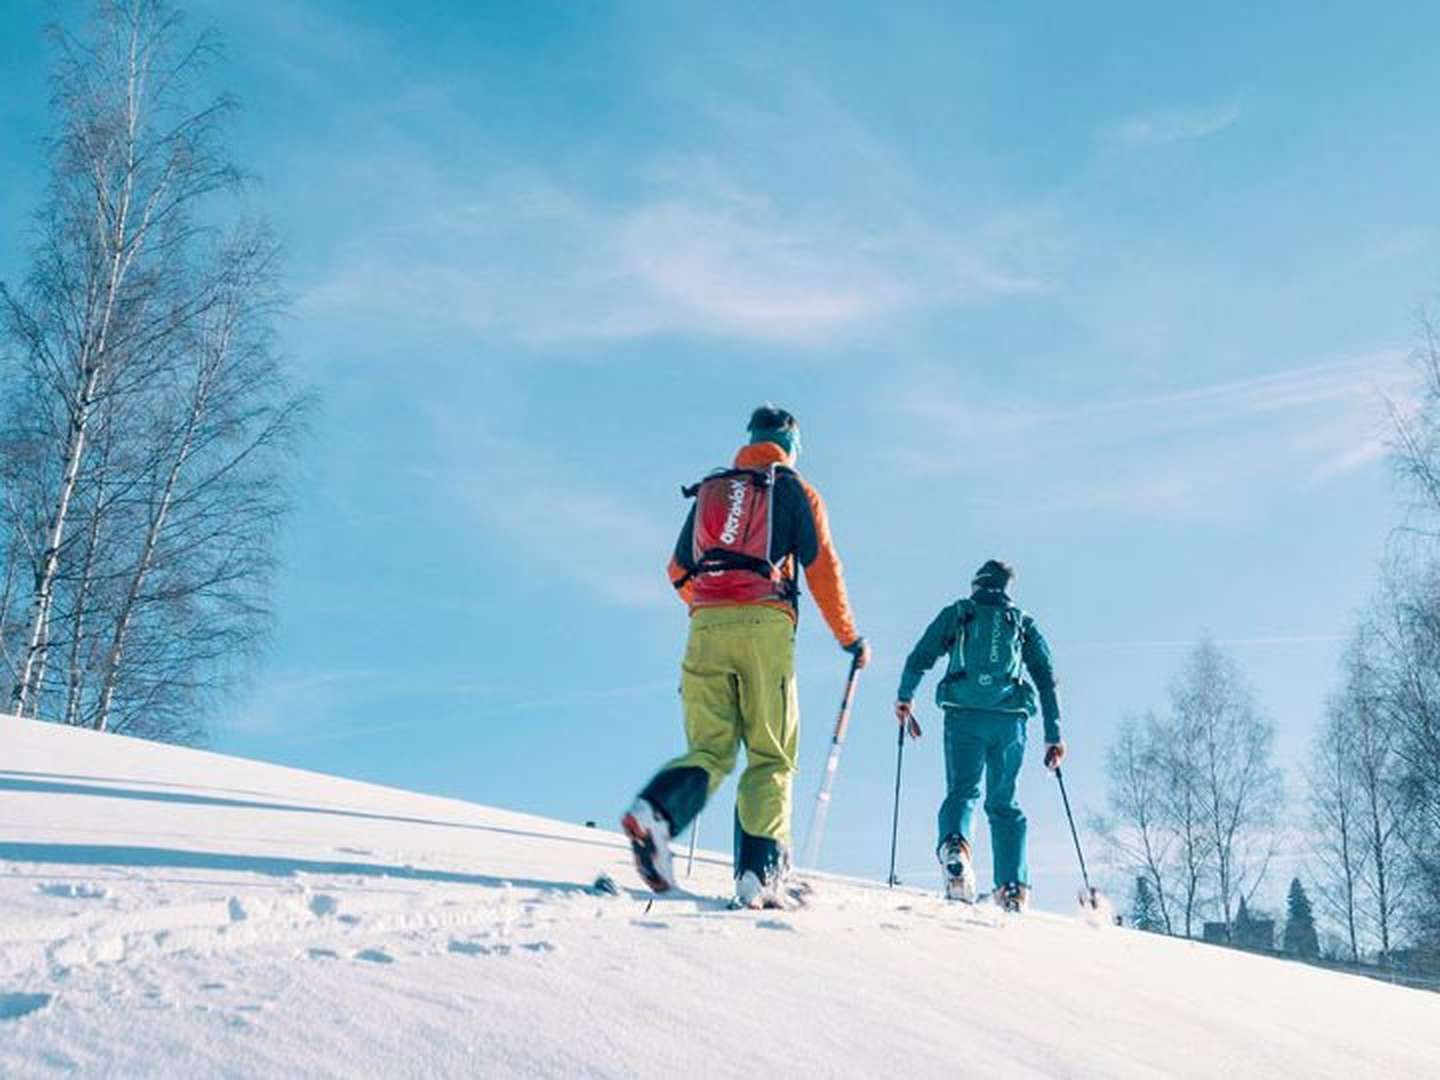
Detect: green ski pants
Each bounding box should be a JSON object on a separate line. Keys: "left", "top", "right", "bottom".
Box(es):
{"left": 662, "top": 605, "right": 799, "bottom": 843}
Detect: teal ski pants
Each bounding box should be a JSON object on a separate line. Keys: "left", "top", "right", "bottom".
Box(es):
{"left": 937, "top": 708, "right": 1029, "bottom": 888}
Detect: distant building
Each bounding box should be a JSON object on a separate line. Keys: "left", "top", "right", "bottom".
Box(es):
{"left": 1202, "top": 899, "right": 1275, "bottom": 952}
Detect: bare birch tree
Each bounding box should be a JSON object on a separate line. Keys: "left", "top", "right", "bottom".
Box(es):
{"left": 0, "top": 1, "right": 307, "bottom": 743}
{"left": 1343, "top": 631, "right": 1411, "bottom": 963}
{"left": 1388, "top": 311, "right": 1440, "bottom": 523}
{"left": 1157, "top": 709, "right": 1211, "bottom": 939}
{"left": 1369, "top": 566, "right": 1440, "bottom": 945}
{"left": 1172, "top": 640, "right": 1284, "bottom": 938}
{"left": 1308, "top": 695, "right": 1366, "bottom": 962}
{"left": 1095, "top": 713, "right": 1176, "bottom": 935}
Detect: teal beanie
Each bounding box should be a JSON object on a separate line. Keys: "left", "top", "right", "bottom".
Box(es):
{"left": 749, "top": 425, "right": 797, "bottom": 455}
{"left": 746, "top": 405, "right": 800, "bottom": 457}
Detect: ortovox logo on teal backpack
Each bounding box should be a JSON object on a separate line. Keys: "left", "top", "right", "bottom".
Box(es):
{"left": 935, "top": 599, "right": 1038, "bottom": 715}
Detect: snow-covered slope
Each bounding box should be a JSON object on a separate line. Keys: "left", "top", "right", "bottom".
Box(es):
{"left": 2, "top": 719, "right": 1436, "bottom": 1079}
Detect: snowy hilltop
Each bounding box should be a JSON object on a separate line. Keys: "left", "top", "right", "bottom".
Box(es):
{"left": 2, "top": 718, "right": 1437, "bottom": 1078}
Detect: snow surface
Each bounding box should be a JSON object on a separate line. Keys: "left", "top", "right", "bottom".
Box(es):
{"left": 2, "top": 718, "right": 1437, "bottom": 1079}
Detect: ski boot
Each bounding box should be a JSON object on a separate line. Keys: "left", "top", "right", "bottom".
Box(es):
{"left": 731, "top": 870, "right": 771, "bottom": 910}
{"left": 994, "top": 882, "right": 1030, "bottom": 914}
{"left": 938, "top": 834, "right": 977, "bottom": 903}
{"left": 731, "top": 866, "right": 811, "bottom": 911}
{"left": 621, "top": 798, "right": 676, "bottom": 894}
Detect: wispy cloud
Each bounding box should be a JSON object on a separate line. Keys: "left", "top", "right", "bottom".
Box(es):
{"left": 1118, "top": 102, "right": 1241, "bottom": 145}
{"left": 416, "top": 419, "right": 676, "bottom": 609}
{"left": 895, "top": 352, "right": 1415, "bottom": 515}
{"left": 278, "top": 19, "right": 1044, "bottom": 351}
{"left": 224, "top": 669, "right": 382, "bottom": 736}
{"left": 301, "top": 167, "right": 1037, "bottom": 348}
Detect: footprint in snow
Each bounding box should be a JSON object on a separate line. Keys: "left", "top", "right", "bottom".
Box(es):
{"left": 354, "top": 948, "right": 394, "bottom": 964}
{"left": 631, "top": 920, "right": 670, "bottom": 930}
{"left": 306, "top": 949, "right": 339, "bottom": 961}
{"left": 520, "top": 941, "right": 556, "bottom": 953}
{"left": 755, "top": 919, "right": 795, "bottom": 932}
{"left": 0, "top": 993, "right": 54, "bottom": 1021}
{"left": 308, "top": 894, "right": 339, "bottom": 917}
{"left": 227, "top": 898, "right": 248, "bottom": 923}
{"left": 37, "top": 882, "right": 109, "bottom": 900}
{"left": 447, "top": 939, "right": 493, "bottom": 957}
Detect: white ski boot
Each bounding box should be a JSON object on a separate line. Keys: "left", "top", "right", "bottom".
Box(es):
{"left": 621, "top": 798, "right": 676, "bottom": 894}
{"left": 732, "top": 869, "right": 770, "bottom": 910}
{"left": 939, "top": 835, "right": 977, "bottom": 903}
{"left": 730, "top": 868, "right": 811, "bottom": 911}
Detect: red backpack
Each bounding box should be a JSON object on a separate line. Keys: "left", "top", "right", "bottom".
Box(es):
{"left": 674, "top": 465, "right": 795, "bottom": 606}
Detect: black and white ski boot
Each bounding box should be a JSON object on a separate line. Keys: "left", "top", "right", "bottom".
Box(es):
{"left": 621, "top": 798, "right": 676, "bottom": 894}
{"left": 938, "top": 835, "right": 977, "bottom": 903}
{"left": 730, "top": 869, "right": 811, "bottom": 911}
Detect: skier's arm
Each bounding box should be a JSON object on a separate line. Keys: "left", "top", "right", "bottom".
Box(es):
{"left": 793, "top": 478, "right": 859, "bottom": 648}
{"left": 667, "top": 504, "right": 698, "bottom": 606}
{"left": 1022, "top": 618, "right": 1062, "bottom": 745}
{"left": 897, "top": 607, "right": 955, "bottom": 703}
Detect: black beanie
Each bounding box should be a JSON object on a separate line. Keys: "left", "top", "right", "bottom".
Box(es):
{"left": 972, "top": 559, "right": 1015, "bottom": 592}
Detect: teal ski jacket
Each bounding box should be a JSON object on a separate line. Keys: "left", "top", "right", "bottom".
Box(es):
{"left": 897, "top": 587, "right": 1063, "bottom": 744}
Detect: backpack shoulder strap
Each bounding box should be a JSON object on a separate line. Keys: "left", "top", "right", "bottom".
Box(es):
{"left": 1012, "top": 606, "right": 1032, "bottom": 639}
{"left": 681, "top": 466, "right": 771, "bottom": 499}
{"left": 950, "top": 599, "right": 976, "bottom": 676}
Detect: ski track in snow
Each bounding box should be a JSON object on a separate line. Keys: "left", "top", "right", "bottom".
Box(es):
{"left": 2, "top": 720, "right": 1438, "bottom": 1079}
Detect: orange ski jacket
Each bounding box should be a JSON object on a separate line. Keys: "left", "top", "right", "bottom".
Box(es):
{"left": 668, "top": 442, "right": 859, "bottom": 647}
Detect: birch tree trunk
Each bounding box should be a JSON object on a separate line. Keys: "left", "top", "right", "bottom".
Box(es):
{"left": 0, "top": 2, "right": 304, "bottom": 744}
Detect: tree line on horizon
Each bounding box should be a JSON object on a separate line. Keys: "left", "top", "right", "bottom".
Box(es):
{"left": 1098, "top": 324, "right": 1440, "bottom": 975}
{"left": 0, "top": 1, "right": 309, "bottom": 743}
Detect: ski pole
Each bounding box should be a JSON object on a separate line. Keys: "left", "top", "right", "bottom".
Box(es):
{"left": 1054, "top": 766, "right": 1098, "bottom": 907}
{"left": 685, "top": 812, "right": 700, "bottom": 878}
{"left": 800, "top": 655, "right": 862, "bottom": 869}
{"left": 887, "top": 712, "right": 906, "bottom": 887}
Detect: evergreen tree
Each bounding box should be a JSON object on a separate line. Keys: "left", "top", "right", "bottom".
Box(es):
{"left": 1130, "top": 876, "right": 1165, "bottom": 933}
{"left": 1283, "top": 877, "right": 1320, "bottom": 959}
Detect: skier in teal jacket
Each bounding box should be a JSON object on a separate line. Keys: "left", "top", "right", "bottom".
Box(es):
{"left": 894, "top": 560, "right": 1063, "bottom": 912}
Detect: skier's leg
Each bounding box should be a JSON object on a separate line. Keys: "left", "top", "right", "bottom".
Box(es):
{"left": 937, "top": 709, "right": 986, "bottom": 851}
{"left": 982, "top": 715, "right": 1029, "bottom": 891}
{"left": 733, "top": 609, "right": 799, "bottom": 885}
{"left": 639, "top": 616, "right": 742, "bottom": 838}
{"left": 626, "top": 613, "right": 743, "bottom": 891}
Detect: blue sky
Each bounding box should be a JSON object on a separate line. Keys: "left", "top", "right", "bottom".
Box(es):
{"left": 1, "top": 1, "right": 1433, "bottom": 908}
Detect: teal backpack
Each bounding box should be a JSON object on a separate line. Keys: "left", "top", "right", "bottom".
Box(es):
{"left": 935, "top": 599, "right": 1038, "bottom": 715}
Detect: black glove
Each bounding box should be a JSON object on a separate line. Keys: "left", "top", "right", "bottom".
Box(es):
{"left": 843, "top": 636, "right": 872, "bottom": 670}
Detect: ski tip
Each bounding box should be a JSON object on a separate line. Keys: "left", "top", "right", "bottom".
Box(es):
{"left": 591, "top": 873, "right": 620, "bottom": 897}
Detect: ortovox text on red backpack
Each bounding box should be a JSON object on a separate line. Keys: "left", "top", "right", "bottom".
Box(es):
{"left": 673, "top": 465, "right": 797, "bottom": 607}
